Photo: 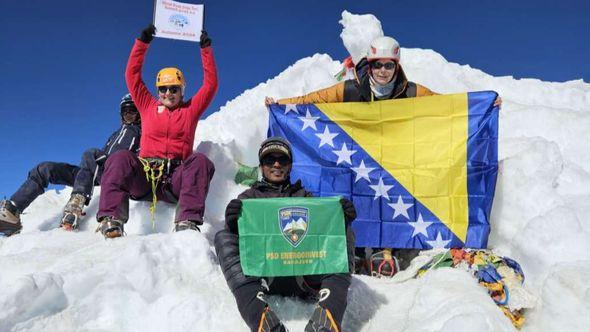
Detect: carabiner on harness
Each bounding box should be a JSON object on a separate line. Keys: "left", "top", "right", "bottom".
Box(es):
{"left": 138, "top": 157, "right": 166, "bottom": 228}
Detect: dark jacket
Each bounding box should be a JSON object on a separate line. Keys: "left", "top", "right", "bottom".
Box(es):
{"left": 215, "top": 179, "right": 355, "bottom": 330}
{"left": 218, "top": 179, "right": 355, "bottom": 288}
{"left": 102, "top": 123, "right": 141, "bottom": 157}
{"left": 278, "top": 58, "right": 437, "bottom": 104}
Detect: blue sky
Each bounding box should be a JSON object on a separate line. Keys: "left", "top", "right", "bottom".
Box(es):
{"left": 0, "top": 0, "right": 588, "bottom": 201}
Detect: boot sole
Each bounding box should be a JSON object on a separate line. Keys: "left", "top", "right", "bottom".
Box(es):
{"left": 104, "top": 229, "right": 123, "bottom": 238}
{"left": 61, "top": 223, "right": 76, "bottom": 232}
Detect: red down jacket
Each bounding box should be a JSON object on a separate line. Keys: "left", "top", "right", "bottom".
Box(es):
{"left": 125, "top": 39, "right": 218, "bottom": 161}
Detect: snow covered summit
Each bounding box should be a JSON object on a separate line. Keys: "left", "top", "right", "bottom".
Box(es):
{"left": 1, "top": 11, "right": 590, "bottom": 332}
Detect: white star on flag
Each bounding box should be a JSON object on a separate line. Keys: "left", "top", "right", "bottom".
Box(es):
{"left": 388, "top": 195, "right": 414, "bottom": 220}
{"left": 369, "top": 177, "right": 394, "bottom": 201}
{"left": 298, "top": 110, "right": 319, "bottom": 131}
{"left": 332, "top": 143, "right": 357, "bottom": 165}
{"left": 284, "top": 104, "right": 298, "bottom": 114}
{"left": 426, "top": 232, "right": 452, "bottom": 249}
{"left": 315, "top": 126, "right": 339, "bottom": 148}
{"left": 350, "top": 160, "right": 375, "bottom": 183}
{"left": 408, "top": 213, "right": 432, "bottom": 237}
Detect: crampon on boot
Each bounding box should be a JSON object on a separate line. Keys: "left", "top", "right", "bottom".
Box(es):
{"left": 174, "top": 219, "right": 201, "bottom": 232}
{"left": 60, "top": 193, "right": 86, "bottom": 231}
{"left": 96, "top": 216, "right": 124, "bottom": 239}
{"left": 354, "top": 255, "right": 369, "bottom": 275}
{"left": 370, "top": 248, "right": 400, "bottom": 278}
{"left": 304, "top": 305, "right": 340, "bottom": 332}
{"left": 257, "top": 306, "right": 287, "bottom": 332}
{"left": 0, "top": 199, "right": 22, "bottom": 237}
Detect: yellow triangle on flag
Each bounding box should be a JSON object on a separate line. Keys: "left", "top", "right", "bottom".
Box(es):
{"left": 316, "top": 93, "right": 469, "bottom": 242}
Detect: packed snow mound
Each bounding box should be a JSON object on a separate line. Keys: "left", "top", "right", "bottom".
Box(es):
{"left": 339, "top": 11, "right": 383, "bottom": 64}
{"left": 2, "top": 11, "right": 590, "bottom": 332}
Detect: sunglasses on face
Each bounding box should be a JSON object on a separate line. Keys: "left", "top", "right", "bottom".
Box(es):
{"left": 158, "top": 86, "right": 181, "bottom": 94}
{"left": 121, "top": 106, "right": 138, "bottom": 114}
{"left": 261, "top": 154, "right": 291, "bottom": 166}
{"left": 370, "top": 61, "right": 396, "bottom": 70}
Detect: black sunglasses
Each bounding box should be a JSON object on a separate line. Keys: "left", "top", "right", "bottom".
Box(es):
{"left": 158, "top": 86, "right": 181, "bottom": 94}
{"left": 121, "top": 106, "right": 138, "bottom": 114}
{"left": 370, "top": 61, "right": 396, "bottom": 70}
{"left": 261, "top": 154, "right": 291, "bottom": 166}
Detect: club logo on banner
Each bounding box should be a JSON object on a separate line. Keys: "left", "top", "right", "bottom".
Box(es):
{"left": 279, "top": 207, "right": 309, "bottom": 247}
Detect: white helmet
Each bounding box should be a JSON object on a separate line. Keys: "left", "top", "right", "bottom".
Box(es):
{"left": 366, "top": 36, "right": 400, "bottom": 62}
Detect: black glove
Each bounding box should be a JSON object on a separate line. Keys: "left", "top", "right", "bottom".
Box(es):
{"left": 340, "top": 198, "right": 357, "bottom": 225}
{"left": 225, "top": 199, "right": 243, "bottom": 233}
{"left": 139, "top": 24, "right": 156, "bottom": 44}
{"left": 200, "top": 30, "right": 212, "bottom": 48}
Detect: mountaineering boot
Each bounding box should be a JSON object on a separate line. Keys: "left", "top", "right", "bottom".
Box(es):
{"left": 0, "top": 199, "right": 22, "bottom": 237}
{"left": 392, "top": 249, "right": 421, "bottom": 271}
{"left": 353, "top": 247, "right": 369, "bottom": 275}
{"left": 174, "top": 219, "right": 201, "bottom": 232}
{"left": 304, "top": 305, "right": 339, "bottom": 332}
{"left": 60, "top": 193, "right": 86, "bottom": 231}
{"left": 370, "top": 248, "right": 399, "bottom": 278}
{"left": 354, "top": 254, "right": 369, "bottom": 275}
{"left": 97, "top": 216, "right": 125, "bottom": 239}
{"left": 257, "top": 306, "right": 288, "bottom": 332}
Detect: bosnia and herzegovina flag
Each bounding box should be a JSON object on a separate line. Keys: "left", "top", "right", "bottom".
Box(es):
{"left": 267, "top": 91, "right": 499, "bottom": 249}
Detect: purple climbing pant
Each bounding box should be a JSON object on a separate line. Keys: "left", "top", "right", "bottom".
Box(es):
{"left": 97, "top": 150, "right": 215, "bottom": 223}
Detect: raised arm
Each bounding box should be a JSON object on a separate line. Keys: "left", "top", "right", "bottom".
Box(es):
{"left": 415, "top": 84, "right": 438, "bottom": 97}
{"left": 125, "top": 24, "right": 158, "bottom": 114}
{"left": 189, "top": 31, "right": 219, "bottom": 119}
{"left": 275, "top": 81, "right": 346, "bottom": 105}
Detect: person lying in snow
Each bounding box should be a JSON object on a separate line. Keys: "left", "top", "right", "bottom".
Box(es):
{"left": 214, "top": 137, "right": 356, "bottom": 332}
{"left": 0, "top": 94, "right": 141, "bottom": 236}
{"left": 95, "top": 24, "right": 218, "bottom": 238}
{"left": 266, "top": 35, "right": 502, "bottom": 278}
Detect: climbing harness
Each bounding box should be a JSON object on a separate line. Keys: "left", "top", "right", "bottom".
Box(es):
{"left": 138, "top": 157, "right": 178, "bottom": 228}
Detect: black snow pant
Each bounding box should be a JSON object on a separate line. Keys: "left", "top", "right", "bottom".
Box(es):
{"left": 214, "top": 228, "right": 355, "bottom": 331}
{"left": 10, "top": 148, "right": 106, "bottom": 211}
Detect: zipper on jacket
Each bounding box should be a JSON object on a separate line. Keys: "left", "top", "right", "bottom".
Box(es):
{"left": 107, "top": 124, "right": 126, "bottom": 155}
{"left": 117, "top": 128, "right": 128, "bottom": 144}
{"left": 165, "top": 110, "right": 170, "bottom": 158}
{"left": 128, "top": 137, "right": 136, "bottom": 150}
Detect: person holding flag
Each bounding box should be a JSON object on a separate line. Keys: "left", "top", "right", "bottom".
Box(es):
{"left": 266, "top": 36, "right": 438, "bottom": 104}
{"left": 96, "top": 23, "right": 217, "bottom": 238}
{"left": 215, "top": 137, "right": 356, "bottom": 332}
{"left": 266, "top": 36, "right": 502, "bottom": 277}
{"left": 266, "top": 35, "right": 502, "bottom": 105}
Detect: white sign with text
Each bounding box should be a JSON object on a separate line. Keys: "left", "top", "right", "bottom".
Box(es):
{"left": 154, "top": 0, "right": 203, "bottom": 42}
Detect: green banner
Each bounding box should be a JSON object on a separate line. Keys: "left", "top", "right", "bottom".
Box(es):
{"left": 238, "top": 197, "right": 349, "bottom": 277}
